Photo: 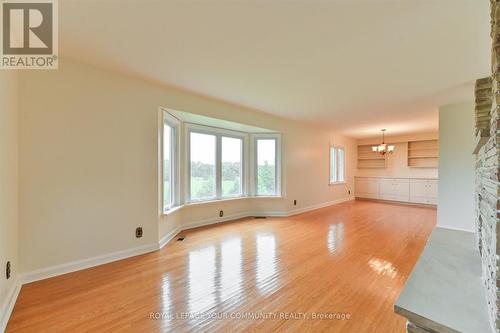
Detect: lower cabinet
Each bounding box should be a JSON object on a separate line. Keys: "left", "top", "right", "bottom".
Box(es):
{"left": 379, "top": 179, "right": 409, "bottom": 202}
{"left": 355, "top": 177, "right": 437, "bottom": 205}
{"left": 409, "top": 179, "right": 438, "bottom": 205}
{"left": 355, "top": 178, "right": 380, "bottom": 199}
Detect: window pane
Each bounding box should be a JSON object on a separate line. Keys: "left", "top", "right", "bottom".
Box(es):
{"left": 330, "top": 147, "right": 337, "bottom": 183}
{"left": 222, "top": 137, "right": 242, "bottom": 197}
{"left": 338, "top": 148, "right": 345, "bottom": 182}
{"left": 163, "top": 124, "right": 172, "bottom": 210}
{"left": 190, "top": 132, "right": 216, "bottom": 200}
{"left": 257, "top": 139, "right": 276, "bottom": 195}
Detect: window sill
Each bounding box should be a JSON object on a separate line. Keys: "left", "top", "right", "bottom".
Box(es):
{"left": 186, "top": 196, "right": 248, "bottom": 206}
{"left": 163, "top": 205, "right": 183, "bottom": 215}
{"left": 329, "top": 181, "right": 347, "bottom": 186}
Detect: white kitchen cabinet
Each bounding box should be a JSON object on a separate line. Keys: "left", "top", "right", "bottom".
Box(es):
{"left": 379, "top": 179, "right": 409, "bottom": 202}
{"left": 355, "top": 177, "right": 437, "bottom": 205}
{"left": 409, "top": 179, "right": 438, "bottom": 205}
{"left": 355, "top": 178, "right": 379, "bottom": 199}
{"left": 426, "top": 182, "right": 438, "bottom": 204}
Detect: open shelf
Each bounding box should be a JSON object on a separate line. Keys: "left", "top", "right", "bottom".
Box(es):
{"left": 358, "top": 157, "right": 386, "bottom": 160}
{"left": 408, "top": 140, "right": 438, "bottom": 168}
{"left": 358, "top": 144, "right": 387, "bottom": 169}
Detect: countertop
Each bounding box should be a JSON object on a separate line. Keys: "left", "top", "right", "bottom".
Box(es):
{"left": 394, "top": 227, "right": 493, "bottom": 333}
{"left": 355, "top": 176, "right": 438, "bottom": 180}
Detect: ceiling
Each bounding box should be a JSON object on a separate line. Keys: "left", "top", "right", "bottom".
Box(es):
{"left": 60, "top": 0, "right": 490, "bottom": 138}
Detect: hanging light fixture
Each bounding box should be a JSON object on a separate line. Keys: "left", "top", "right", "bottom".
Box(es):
{"left": 372, "top": 129, "right": 395, "bottom": 155}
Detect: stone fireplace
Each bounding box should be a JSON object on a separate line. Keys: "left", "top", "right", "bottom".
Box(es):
{"left": 474, "top": 2, "right": 500, "bottom": 331}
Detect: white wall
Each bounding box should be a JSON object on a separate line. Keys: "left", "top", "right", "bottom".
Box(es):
{"left": 0, "top": 71, "right": 19, "bottom": 328}
{"left": 19, "top": 59, "right": 356, "bottom": 273}
{"left": 437, "top": 102, "right": 475, "bottom": 232}
{"left": 356, "top": 132, "right": 439, "bottom": 179}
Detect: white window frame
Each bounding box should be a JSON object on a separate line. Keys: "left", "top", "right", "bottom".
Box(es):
{"left": 253, "top": 133, "right": 282, "bottom": 197}
{"left": 330, "top": 145, "right": 345, "bottom": 185}
{"left": 161, "top": 111, "right": 180, "bottom": 212}
{"left": 186, "top": 123, "right": 248, "bottom": 203}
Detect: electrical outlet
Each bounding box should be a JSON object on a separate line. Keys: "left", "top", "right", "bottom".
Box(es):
{"left": 294, "top": 200, "right": 297, "bottom": 206}
{"left": 6, "top": 261, "right": 11, "bottom": 279}
{"left": 135, "top": 227, "right": 143, "bottom": 238}
{"left": 219, "top": 210, "right": 224, "bottom": 217}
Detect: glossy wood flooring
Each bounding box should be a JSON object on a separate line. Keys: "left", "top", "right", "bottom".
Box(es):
{"left": 7, "top": 200, "right": 436, "bottom": 333}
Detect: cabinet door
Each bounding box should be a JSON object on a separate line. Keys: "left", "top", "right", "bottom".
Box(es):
{"left": 355, "top": 178, "right": 379, "bottom": 199}
{"left": 379, "top": 179, "right": 395, "bottom": 200}
{"left": 410, "top": 180, "right": 428, "bottom": 204}
{"left": 393, "top": 179, "right": 410, "bottom": 202}
{"left": 426, "top": 180, "right": 438, "bottom": 204}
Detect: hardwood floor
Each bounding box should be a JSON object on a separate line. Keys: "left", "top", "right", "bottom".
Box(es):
{"left": 7, "top": 200, "right": 436, "bottom": 333}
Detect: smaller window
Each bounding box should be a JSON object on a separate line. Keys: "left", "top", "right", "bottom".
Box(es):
{"left": 330, "top": 146, "right": 345, "bottom": 184}
{"left": 221, "top": 136, "right": 243, "bottom": 197}
{"left": 163, "top": 112, "right": 179, "bottom": 212}
{"left": 255, "top": 136, "right": 280, "bottom": 196}
{"left": 338, "top": 148, "right": 345, "bottom": 182}
{"left": 189, "top": 132, "right": 217, "bottom": 201}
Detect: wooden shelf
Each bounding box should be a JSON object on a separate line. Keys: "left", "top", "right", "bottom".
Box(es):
{"left": 408, "top": 148, "right": 438, "bottom": 151}
{"left": 408, "top": 156, "right": 438, "bottom": 159}
{"left": 408, "top": 140, "right": 438, "bottom": 168}
{"left": 357, "top": 144, "right": 387, "bottom": 169}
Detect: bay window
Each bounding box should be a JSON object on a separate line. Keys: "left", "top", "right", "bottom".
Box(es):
{"left": 161, "top": 109, "right": 283, "bottom": 208}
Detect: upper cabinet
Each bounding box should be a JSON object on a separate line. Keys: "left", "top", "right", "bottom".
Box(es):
{"left": 357, "top": 145, "right": 387, "bottom": 169}
{"left": 407, "top": 140, "right": 439, "bottom": 168}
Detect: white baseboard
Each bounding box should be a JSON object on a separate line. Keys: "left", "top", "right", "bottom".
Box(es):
{"left": 158, "top": 227, "right": 181, "bottom": 250}
{"left": 286, "top": 197, "right": 354, "bottom": 216}
{"left": 251, "top": 211, "right": 287, "bottom": 217}
{"left": 21, "top": 243, "right": 159, "bottom": 285}
{"left": 180, "top": 211, "right": 252, "bottom": 230}
{"left": 0, "top": 279, "right": 21, "bottom": 333}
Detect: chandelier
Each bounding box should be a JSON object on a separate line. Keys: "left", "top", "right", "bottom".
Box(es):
{"left": 372, "top": 129, "right": 395, "bottom": 155}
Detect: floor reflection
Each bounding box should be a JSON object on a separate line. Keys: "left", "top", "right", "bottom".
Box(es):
{"left": 160, "top": 274, "right": 172, "bottom": 329}
{"left": 256, "top": 233, "right": 279, "bottom": 295}
{"left": 188, "top": 246, "right": 216, "bottom": 314}
{"left": 327, "top": 223, "right": 344, "bottom": 253}
{"left": 220, "top": 236, "right": 243, "bottom": 303}
{"left": 160, "top": 274, "right": 172, "bottom": 312}
{"left": 368, "top": 257, "right": 398, "bottom": 279}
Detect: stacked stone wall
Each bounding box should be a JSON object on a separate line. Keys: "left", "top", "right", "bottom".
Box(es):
{"left": 475, "top": 2, "right": 500, "bottom": 331}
